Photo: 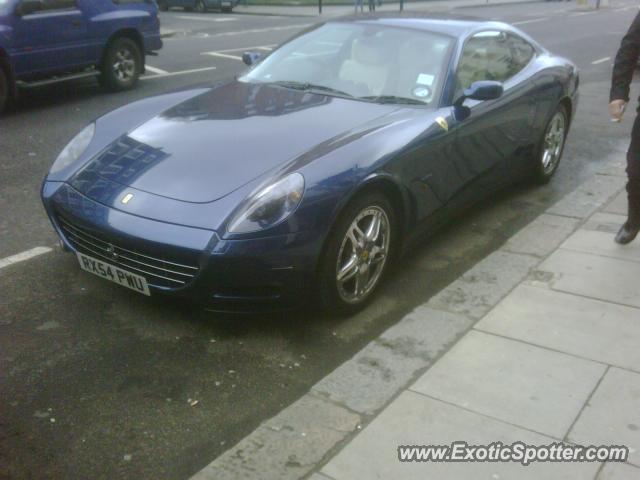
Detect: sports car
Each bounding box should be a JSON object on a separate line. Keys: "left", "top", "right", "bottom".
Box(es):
{"left": 41, "top": 14, "right": 579, "bottom": 314}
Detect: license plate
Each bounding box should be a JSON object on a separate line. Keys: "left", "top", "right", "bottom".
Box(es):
{"left": 77, "top": 252, "right": 150, "bottom": 296}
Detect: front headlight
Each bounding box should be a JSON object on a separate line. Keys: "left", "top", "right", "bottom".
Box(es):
{"left": 227, "top": 173, "right": 305, "bottom": 234}
{"left": 50, "top": 123, "right": 95, "bottom": 175}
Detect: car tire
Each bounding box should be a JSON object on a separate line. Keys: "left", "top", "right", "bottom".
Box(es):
{"left": 195, "top": 0, "right": 206, "bottom": 12}
{"left": 158, "top": 0, "right": 169, "bottom": 11}
{"left": 318, "top": 191, "right": 396, "bottom": 315}
{"left": 532, "top": 104, "right": 568, "bottom": 184}
{"left": 0, "top": 67, "right": 8, "bottom": 114}
{"left": 100, "top": 37, "right": 142, "bottom": 92}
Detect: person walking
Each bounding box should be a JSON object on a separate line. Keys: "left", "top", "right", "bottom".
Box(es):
{"left": 610, "top": 12, "right": 640, "bottom": 244}
{"left": 354, "top": 0, "right": 363, "bottom": 13}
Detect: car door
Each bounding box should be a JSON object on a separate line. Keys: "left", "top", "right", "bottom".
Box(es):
{"left": 445, "top": 30, "right": 537, "bottom": 205}
{"left": 11, "top": 0, "right": 89, "bottom": 78}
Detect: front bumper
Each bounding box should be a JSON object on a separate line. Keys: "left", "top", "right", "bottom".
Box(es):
{"left": 143, "top": 32, "right": 163, "bottom": 54}
{"left": 42, "top": 181, "right": 320, "bottom": 310}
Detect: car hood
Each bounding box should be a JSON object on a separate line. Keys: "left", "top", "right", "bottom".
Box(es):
{"left": 73, "top": 80, "right": 396, "bottom": 203}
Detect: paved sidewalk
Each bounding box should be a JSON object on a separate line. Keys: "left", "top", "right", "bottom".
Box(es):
{"left": 233, "top": 0, "right": 541, "bottom": 17}
{"left": 312, "top": 165, "right": 640, "bottom": 478}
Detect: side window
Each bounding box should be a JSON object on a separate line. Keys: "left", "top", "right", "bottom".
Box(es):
{"left": 507, "top": 34, "right": 536, "bottom": 74}
{"left": 23, "top": 0, "right": 77, "bottom": 13}
{"left": 456, "top": 31, "right": 534, "bottom": 94}
{"left": 456, "top": 33, "right": 497, "bottom": 92}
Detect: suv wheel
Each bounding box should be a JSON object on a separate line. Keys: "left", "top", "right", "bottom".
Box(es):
{"left": 0, "top": 68, "right": 8, "bottom": 114}
{"left": 195, "top": 0, "right": 206, "bottom": 12}
{"left": 100, "top": 37, "right": 141, "bottom": 92}
{"left": 158, "top": 0, "right": 169, "bottom": 11}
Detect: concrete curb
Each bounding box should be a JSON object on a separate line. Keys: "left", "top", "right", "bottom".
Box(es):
{"left": 190, "top": 147, "right": 628, "bottom": 480}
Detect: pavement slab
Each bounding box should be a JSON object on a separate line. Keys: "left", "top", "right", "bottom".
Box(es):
{"left": 569, "top": 367, "right": 640, "bottom": 468}
{"left": 583, "top": 212, "right": 628, "bottom": 235}
{"left": 410, "top": 330, "right": 606, "bottom": 438}
{"left": 307, "top": 474, "right": 335, "bottom": 480}
{"left": 560, "top": 229, "right": 640, "bottom": 263}
{"left": 597, "top": 461, "right": 640, "bottom": 480}
{"left": 502, "top": 213, "right": 580, "bottom": 258}
{"left": 532, "top": 249, "right": 640, "bottom": 309}
{"left": 594, "top": 154, "right": 628, "bottom": 178}
{"left": 602, "top": 190, "right": 628, "bottom": 216}
{"left": 476, "top": 284, "right": 640, "bottom": 372}
{"left": 426, "top": 250, "right": 539, "bottom": 319}
{"left": 546, "top": 174, "right": 624, "bottom": 220}
{"left": 312, "top": 306, "right": 474, "bottom": 415}
{"left": 321, "top": 392, "right": 600, "bottom": 480}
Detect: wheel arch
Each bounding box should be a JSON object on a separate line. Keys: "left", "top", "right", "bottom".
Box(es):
{"left": 314, "top": 173, "right": 410, "bottom": 276}
{"left": 351, "top": 174, "right": 409, "bottom": 242}
{"left": 100, "top": 29, "right": 145, "bottom": 72}
{"left": 559, "top": 96, "right": 572, "bottom": 128}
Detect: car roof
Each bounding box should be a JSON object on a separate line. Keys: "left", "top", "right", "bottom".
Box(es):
{"left": 329, "top": 13, "right": 511, "bottom": 38}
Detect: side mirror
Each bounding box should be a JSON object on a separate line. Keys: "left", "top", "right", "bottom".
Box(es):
{"left": 16, "top": 0, "right": 43, "bottom": 15}
{"left": 242, "top": 51, "right": 263, "bottom": 66}
{"left": 454, "top": 80, "right": 503, "bottom": 107}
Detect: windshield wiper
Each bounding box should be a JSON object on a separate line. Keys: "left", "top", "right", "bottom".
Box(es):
{"left": 306, "top": 84, "right": 354, "bottom": 98}
{"left": 269, "top": 81, "right": 354, "bottom": 98}
{"left": 270, "top": 80, "right": 309, "bottom": 90}
{"left": 359, "top": 95, "right": 426, "bottom": 105}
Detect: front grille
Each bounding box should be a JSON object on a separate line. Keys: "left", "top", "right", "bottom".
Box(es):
{"left": 57, "top": 215, "right": 199, "bottom": 289}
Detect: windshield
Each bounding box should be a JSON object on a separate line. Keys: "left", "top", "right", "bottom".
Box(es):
{"left": 240, "top": 22, "right": 453, "bottom": 106}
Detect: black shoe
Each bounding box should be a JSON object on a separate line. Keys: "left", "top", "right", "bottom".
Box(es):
{"left": 615, "top": 223, "right": 640, "bottom": 245}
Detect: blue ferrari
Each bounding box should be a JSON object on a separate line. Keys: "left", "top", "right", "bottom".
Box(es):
{"left": 42, "top": 14, "right": 579, "bottom": 314}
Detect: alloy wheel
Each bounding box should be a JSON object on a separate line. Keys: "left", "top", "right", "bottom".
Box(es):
{"left": 112, "top": 47, "right": 136, "bottom": 83}
{"left": 541, "top": 111, "right": 566, "bottom": 175}
{"left": 335, "top": 206, "right": 390, "bottom": 304}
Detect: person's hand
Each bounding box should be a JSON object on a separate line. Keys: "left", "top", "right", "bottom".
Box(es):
{"left": 609, "top": 99, "right": 627, "bottom": 123}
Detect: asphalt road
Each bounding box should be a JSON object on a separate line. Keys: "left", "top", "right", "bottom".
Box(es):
{"left": 1, "top": 2, "right": 639, "bottom": 479}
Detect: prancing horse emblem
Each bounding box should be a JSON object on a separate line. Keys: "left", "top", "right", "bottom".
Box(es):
{"left": 435, "top": 116, "right": 449, "bottom": 132}
{"left": 106, "top": 244, "right": 119, "bottom": 261}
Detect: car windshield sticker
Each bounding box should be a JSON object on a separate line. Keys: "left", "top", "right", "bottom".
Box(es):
{"left": 416, "top": 74, "right": 435, "bottom": 86}
{"left": 413, "top": 86, "right": 431, "bottom": 98}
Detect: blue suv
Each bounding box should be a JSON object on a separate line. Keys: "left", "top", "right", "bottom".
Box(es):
{"left": 0, "top": 0, "right": 163, "bottom": 112}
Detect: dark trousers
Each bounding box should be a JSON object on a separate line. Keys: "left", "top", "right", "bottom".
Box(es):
{"left": 627, "top": 115, "right": 640, "bottom": 228}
